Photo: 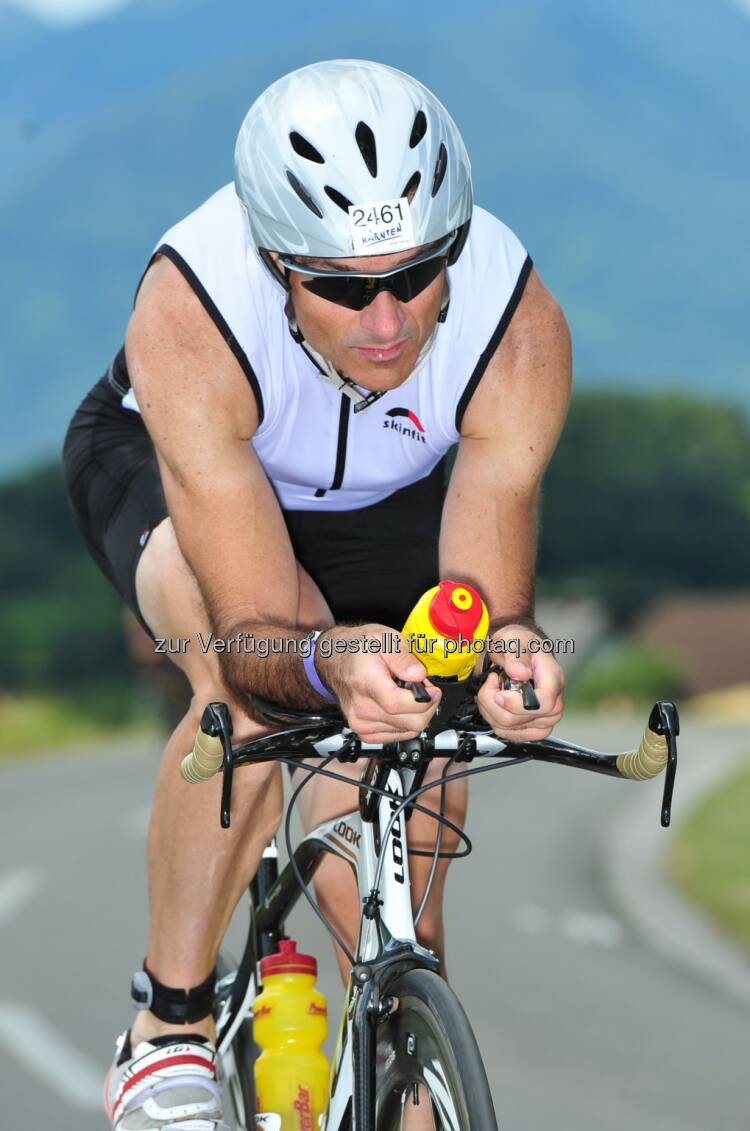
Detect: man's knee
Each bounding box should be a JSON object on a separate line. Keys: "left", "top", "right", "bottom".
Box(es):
{"left": 175, "top": 703, "right": 282, "bottom": 829}
{"left": 162, "top": 686, "right": 278, "bottom": 787}
{"left": 185, "top": 686, "right": 266, "bottom": 745}
{"left": 190, "top": 689, "right": 281, "bottom": 791}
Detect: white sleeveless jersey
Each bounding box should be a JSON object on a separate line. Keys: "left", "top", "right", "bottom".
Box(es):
{"left": 122, "top": 184, "right": 531, "bottom": 511}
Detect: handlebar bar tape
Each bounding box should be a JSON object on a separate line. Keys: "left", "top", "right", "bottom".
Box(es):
{"left": 616, "top": 726, "right": 668, "bottom": 780}
{"left": 180, "top": 729, "right": 224, "bottom": 783}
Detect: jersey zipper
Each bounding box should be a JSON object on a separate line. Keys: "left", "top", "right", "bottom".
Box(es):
{"left": 315, "top": 395, "right": 351, "bottom": 498}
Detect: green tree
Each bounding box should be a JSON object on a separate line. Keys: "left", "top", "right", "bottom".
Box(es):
{"left": 539, "top": 392, "right": 750, "bottom": 619}
{"left": 0, "top": 463, "right": 129, "bottom": 693}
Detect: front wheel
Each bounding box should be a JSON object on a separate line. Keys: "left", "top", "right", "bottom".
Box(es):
{"left": 375, "top": 968, "right": 498, "bottom": 1130}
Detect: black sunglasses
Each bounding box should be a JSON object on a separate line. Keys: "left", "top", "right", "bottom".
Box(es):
{"left": 290, "top": 252, "right": 448, "bottom": 311}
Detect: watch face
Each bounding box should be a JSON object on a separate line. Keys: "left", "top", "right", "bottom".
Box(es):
{"left": 130, "top": 970, "right": 152, "bottom": 1007}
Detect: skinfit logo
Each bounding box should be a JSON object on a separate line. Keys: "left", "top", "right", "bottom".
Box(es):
{"left": 383, "top": 407, "right": 426, "bottom": 443}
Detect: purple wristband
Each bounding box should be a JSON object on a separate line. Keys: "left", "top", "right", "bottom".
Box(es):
{"left": 302, "top": 631, "right": 337, "bottom": 703}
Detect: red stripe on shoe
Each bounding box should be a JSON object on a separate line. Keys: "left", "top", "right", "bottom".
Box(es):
{"left": 112, "top": 1053, "right": 216, "bottom": 1125}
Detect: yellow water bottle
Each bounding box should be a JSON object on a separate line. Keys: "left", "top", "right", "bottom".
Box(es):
{"left": 253, "top": 939, "right": 329, "bottom": 1130}
{"left": 402, "top": 580, "right": 489, "bottom": 680}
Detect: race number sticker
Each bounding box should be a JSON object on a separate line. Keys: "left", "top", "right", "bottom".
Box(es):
{"left": 348, "top": 197, "right": 416, "bottom": 254}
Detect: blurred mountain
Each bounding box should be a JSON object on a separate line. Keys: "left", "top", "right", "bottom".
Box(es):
{"left": 1, "top": 0, "right": 749, "bottom": 477}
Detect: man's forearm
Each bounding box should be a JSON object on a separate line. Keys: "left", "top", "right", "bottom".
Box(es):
{"left": 489, "top": 613, "right": 549, "bottom": 640}
{"left": 215, "top": 622, "right": 332, "bottom": 716}
{"left": 440, "top": 466, "right": 542, "bottom": 601}
{"left": 441, "top": 493, "right": 544, "bottom": 638}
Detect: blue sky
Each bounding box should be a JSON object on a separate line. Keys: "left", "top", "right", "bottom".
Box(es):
{"left": 6, "top": 0, "right": 750, "bottom": 25}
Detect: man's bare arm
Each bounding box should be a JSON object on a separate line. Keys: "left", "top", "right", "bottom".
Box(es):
{"left": 440, "top": 268, "right": 572, "bottom": 625}
{"left": 440, "top": 268, "right": 571, "bottom": 739}
{"left": 128, "top": 256, "right": 326, "bottom": 709}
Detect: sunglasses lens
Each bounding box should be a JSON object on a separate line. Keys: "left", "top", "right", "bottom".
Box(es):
{"left": 302, "top": 274, "right": 368, "bottom": 308}
{"left": 301, "top": 254, "right": 445, "bottom": 309}
{"left": 388, "top": 255, "right": 445, "bottom": 303}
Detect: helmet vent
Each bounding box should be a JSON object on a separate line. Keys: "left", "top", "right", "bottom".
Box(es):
{"left": 431, "top": 142, "right": 447, "bottom": 197}
{"left": 285, "top": 170, "right": 323, "bottom": 218}
{"left": 289, "top": 131, "right": 325, "bottom": 164}
{"left": 355, "top": 121, "right": 378, "bottom": 177}
{"left": 409, "top": 110, "right": 427, "bottom": 148}
{"left": 324, "top": 185, "right": 353, "bottom": 212}
{"left": 402, "top": 171, "right": 421, "bottom": 201}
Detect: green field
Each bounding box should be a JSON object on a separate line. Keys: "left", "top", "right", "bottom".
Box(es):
{"left": 669, "top": 761, "right": 750, "bottom": 953}
{"left": 0, "top": 692, "right": 157, "bottom": 759}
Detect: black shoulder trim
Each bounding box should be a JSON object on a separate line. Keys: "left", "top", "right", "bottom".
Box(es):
{"left": 151, "top": 243, "right": 265, "bottom": 426}
{"left": 454, "top": 254, "right": 533, "bottom": 433}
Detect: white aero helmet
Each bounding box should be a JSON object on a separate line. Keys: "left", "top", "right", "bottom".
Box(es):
{"left": 234, "top": 59, "right": 473, "bottom": 266}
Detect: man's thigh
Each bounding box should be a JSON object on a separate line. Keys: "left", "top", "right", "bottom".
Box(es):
{"left": 135, "top": 517, "right": 332, "bottom": 692}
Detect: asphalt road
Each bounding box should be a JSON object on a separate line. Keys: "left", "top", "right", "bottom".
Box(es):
{"left": 1, "top": 716, "right": 748, "bottom": 1129}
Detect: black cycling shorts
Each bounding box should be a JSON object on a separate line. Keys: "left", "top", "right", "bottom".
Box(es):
{"left": 63, "top": 373, "right": 445, "bottom": 638}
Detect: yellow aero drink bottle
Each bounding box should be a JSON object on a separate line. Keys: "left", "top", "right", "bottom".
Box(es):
{"left": 253, "top": 939, "right": 329, "bottom": 1130}
{"left": 402, "top": 581, "right": 489, "bottom": 681}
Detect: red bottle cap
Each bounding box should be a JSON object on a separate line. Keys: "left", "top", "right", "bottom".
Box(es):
{"left": 428, "top": 581, "right": 483, "bottom": 640}
{"left": 259, "top": 938, "right": 317, "bottom": 978}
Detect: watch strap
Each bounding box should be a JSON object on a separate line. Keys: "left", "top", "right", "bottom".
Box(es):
{"left": 302, "top": 630, "right": 336, "bottom": 703}
{"left": 131, "top": 962, "right": 216, "bottom": 1025}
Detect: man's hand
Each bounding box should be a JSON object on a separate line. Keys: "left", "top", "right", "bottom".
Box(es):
{"left": 317, "top": 625, "right": 441, "bottom": 743}
{"left": 477, "top": 626, "right": 564, "bottom": 741}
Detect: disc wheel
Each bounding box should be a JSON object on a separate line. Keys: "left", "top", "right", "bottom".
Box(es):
{"left": 375, "top": 968, "right": 498, "bottom": 1130}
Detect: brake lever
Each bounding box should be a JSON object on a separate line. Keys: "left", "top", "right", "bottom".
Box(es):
{"left": 200, "top": 701, "right": 235, "bottom": 829}
{"left": 473, "top": 664, "right": 540, "bottom": 711}
{"left": 502, "top": 672, "right": 541, "bottom": 712}
{"left": 648, "top": 699, "right": 680, "bottom": 827}
{"left": 394, "top": 677, "right": 432, "bottom": 703}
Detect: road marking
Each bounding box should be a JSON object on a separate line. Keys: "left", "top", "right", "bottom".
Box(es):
{"left": 0, "top": 868, "right": 42, "bottom": 927}
{"left": 560, "top": 910, "right": 624, "bottom": 947}
{"left": 511, "top": 904, "right": 624, "bottom": 947}
{"left": 0, "top": 1002, "right": 103, "bottom": 1109}
{"left": 511, "top": 904, "right": 549, "bottom": 934}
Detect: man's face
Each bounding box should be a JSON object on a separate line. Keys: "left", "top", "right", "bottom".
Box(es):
{"left": 284, "top": 244, "right": 446, "bottom": 391}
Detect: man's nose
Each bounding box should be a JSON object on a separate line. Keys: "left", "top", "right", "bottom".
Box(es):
{"left": 359, "top": 288, "right": 406, "bottom": 341}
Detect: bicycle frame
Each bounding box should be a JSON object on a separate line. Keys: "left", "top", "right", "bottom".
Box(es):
{"left": 216, "top": 762, "right": 440, "bottom": 1131}
{"left": 205, "top": 698, "right": 679, "bottom": 1130}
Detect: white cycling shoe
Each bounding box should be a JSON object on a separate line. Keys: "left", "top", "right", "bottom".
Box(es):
{"left": 104, "top": 1030, "right": 229, "bottom": 1130}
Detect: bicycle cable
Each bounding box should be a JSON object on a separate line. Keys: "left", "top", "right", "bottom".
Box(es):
{"left": 267, "top": 749, "right": 531, "bottom": 962}
{"left": 414, "top": 755, "right": 455, "bottom": 928}
{"left": 282, "top": 754, "right": 358, "bottom": 968}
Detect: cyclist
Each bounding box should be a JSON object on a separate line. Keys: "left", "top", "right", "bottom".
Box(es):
{"left": 63, "top": 59, "right": 570, "bottom": 1130}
